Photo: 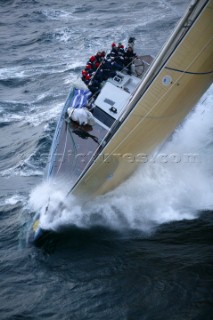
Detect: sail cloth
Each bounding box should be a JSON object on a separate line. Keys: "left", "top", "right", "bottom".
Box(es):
{"left": 67, "top": 88, "right": 95, "bottom": 126}
{"left": 70, "top": 88, "right": 92, "bottom": 109}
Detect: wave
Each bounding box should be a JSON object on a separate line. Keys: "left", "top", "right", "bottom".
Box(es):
{"left": 0, "top": 78, "right": 31, "bottom": 88}
{"left": 41, "top": 9, "right": 72, "bottom": 20}
{"left": 0, "top": 101, "right": 61, "bottom": 128}
{"left": 0, "top": 194, "right": 27, "bottom": 207}
{"left": 0, "top": 123, "right": 54, "bottom": 177}
{"left": 0, "top": 0, "right": 15, "bottom": 7}
{"left": 29, "top": 85, "right": 213, "bottom": 233}
{"left": 0, "top": 63, "right": 75, "bottom": 81}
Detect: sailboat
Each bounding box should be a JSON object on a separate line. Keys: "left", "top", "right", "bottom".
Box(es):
{"left": 31, "top": 0, "right": 213, "bottom": 245}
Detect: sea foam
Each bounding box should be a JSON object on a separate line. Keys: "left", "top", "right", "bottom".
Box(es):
{"left": 29, "top": 85, "right": 213, "bottom": 233}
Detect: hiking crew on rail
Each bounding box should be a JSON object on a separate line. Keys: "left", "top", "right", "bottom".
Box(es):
{"left": 81, "top": 41, "right": 137, "bottom": 94}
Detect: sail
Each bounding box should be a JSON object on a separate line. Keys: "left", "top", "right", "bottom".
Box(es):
{"left": 71, "top": 0, "right": 213, "bottom": 198}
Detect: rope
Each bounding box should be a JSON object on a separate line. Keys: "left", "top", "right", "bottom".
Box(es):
{"left": 165, "top": 66, "right": 213, "bottom": 75}
{"left": 85, "top": 38, "right": 212, "bottom": 172}
{"left": 120, "top": 56, "right": 138, "bottom": 73}
{"left": 88, "top": 50, "right": 109, "bottom": 85}
{"left": 88, "top": 50, "right": 138, "bottom": 85}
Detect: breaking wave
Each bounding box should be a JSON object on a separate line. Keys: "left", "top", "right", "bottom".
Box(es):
{"left": 28, "top": 85, "right": 213, "bottom": 234}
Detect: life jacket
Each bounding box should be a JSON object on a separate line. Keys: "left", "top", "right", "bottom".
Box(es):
{"left": 95, "top": 53, "right": 103, "bottom": 63}
{"left": 118, "top": 43, "right": 124, "bottom": 49}
{"left": 85, "top": 64, "right": 92, "bottom": 72}
{"left": 82, "top": 70, "right": 88, "bottom": 76}
{"left": 95, "top": 62, "right": 100, "bottom": 69}
{"left": 85, "top": 74, "right": 91, "bottom": 81}
{"left": 89, "top": 55, "right": 96, "bottom": 63}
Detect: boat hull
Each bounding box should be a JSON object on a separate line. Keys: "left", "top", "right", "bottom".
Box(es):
{"left": 30, "top": 0, "right": 213, "bottom": 245}
{"left": 72, "top": 0, "right": 213, "bottom": 198}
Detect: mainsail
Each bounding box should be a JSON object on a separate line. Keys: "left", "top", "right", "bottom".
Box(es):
{"left": 72, "top": 0, "right": 213, "bottom": 198}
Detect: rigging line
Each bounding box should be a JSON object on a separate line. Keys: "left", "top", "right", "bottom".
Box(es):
{"left": 120, "top": 56, "right": 138, "bottom": 73}
{"left": 100, "top": 38, "right": 212, "bottom": 163}
{"left": 165, "top": 66, "right": 213, "bottom": 75}
{"left": 88, "top": 49, "right": 110, "bottom": 85}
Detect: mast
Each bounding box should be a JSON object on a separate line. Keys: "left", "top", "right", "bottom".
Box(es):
{"left": 72, "top": 0, "right": 213, "bottom": 198}
{"left": 121, "top": 0, "right": 211, "bottom": 120}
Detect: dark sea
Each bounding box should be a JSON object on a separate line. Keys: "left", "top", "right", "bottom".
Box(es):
{"left": 0, "top": 0, "right": 213, "bottom": 319}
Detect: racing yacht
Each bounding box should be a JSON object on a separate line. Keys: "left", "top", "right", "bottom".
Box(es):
{"left": 31, "top": 0, "right": 213, "bottom": 245}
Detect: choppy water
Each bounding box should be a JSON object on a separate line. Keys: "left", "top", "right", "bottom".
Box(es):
{"left": 0, "top": 1, "right": 212, "bottom": 319}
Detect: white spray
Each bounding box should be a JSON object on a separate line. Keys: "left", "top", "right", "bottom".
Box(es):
{"left": 29, "top": 85, "right": 213, "bottom": 233}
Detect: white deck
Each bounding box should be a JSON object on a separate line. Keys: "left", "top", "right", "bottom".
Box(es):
{"left": 94, "top": 72, "right": 140, "bottom": 121}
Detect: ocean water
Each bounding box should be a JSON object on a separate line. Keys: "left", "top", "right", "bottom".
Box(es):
{"left": 0, "top": 1, "right": 213, "bottom": 319}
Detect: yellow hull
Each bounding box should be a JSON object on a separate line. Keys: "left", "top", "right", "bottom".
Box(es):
{"left": 73, "top": 0, "right": 213, "bottom": 198}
